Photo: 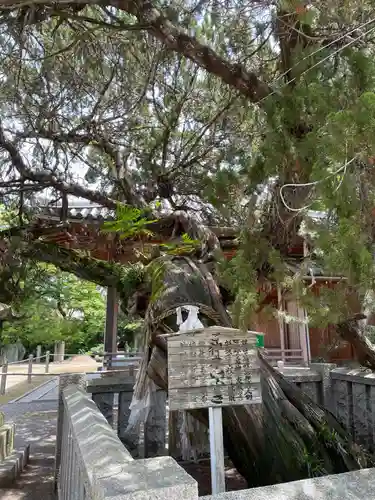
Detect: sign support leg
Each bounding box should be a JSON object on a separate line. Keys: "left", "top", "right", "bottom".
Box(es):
{"left": 209, "top": 406, "right": 225, "bottom": 495}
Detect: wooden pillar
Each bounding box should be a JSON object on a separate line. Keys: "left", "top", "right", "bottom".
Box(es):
{"left": 299, "top": 307, "right": 310, "bottom": 364}
{"left": 104, "top": 287, "right": 118, "bottom": 369}
{"left": 101, "top": 287, "right": 118, "bottom": 426}
{"left": 36, "top": 345, "right": 42, "bottom": 363}
{"left": 209, "top": 406, "right": 225, "bottom": 494}
{"left": 277, "top": 285, "right": 286, "bottom": 362}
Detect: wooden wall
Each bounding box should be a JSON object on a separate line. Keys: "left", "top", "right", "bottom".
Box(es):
{"left": 255, "top": 283, "right": 358, "bottom": 364}
{"left": 308, "top": 324, "right": 355, "bottom": 363}
{"left": 254, "top": 309, "right": 281, "bottom": 349}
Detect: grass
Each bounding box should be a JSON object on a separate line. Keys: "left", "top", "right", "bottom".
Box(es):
{"left": 0, "top": 376, "right": 53, "bottom": 406}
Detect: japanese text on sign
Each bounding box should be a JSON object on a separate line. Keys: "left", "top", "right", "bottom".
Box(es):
{"left": 167, "top": 327, "right": 262, "bottom": 410}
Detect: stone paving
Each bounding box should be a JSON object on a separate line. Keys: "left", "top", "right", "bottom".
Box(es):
{"left": 0, "top": 380, "right": 58, "bottom": 499}
{"left": 0, "top": 360, "right": 104, "bottom": 499}
{"left": 0, "top": 410, "right": 57, "bottom": 499}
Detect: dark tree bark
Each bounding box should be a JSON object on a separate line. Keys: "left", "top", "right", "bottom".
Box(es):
{"left": 336, "top": 314, "right": 375, "bottom": 369}
{"left": 118, "top": 216, "right": 369, "bottom": 487}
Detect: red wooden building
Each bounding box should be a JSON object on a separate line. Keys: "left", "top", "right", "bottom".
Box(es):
{"left": 33, "top": 200, "right": 356, "bottom": 365}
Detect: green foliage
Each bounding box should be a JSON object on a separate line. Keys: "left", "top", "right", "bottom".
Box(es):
{"left": 1, "top": 265, "right": 106, "bottom": 353}
{"left": 147, "top": 259, "right": 167, "bottom": 303}
{"left": 117, "top": 320, "right": 143, "bottom": 348}
{"left": 102, "top": 204, "right": 156, "bottom": 239}
{"left": 315, "top": 219, "right": 374, "bottom": 287}
{"left": 118, "top": 263, "right": 146, "bottom": 304}
{"left": 2, "top": 0, "right": 375, "bottom": 342}
{"left": 160, "top": 233, "right": 200, "bottom": 255}
{"left": 87, "top": 343, "right": 104, "bottom": 356}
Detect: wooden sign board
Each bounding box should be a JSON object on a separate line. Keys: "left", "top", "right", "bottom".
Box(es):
{"left": 167, "top": 327, "right": 262, "bottom": 411}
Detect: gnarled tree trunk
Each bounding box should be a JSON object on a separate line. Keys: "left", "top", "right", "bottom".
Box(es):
{"left": 2, "top": 213, "right": 372, "bottom": 487}
{"left": 125, "top": 250, "right": 370, "bottom": 487}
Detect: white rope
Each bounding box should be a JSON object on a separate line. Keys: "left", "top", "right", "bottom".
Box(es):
{"left": 258, "top": 22, "right": 375, "bottom": 106}
{"left": 259, "top": 22, "right": 375, "bottom": 214}
{"left": 272, "top": 16, "right": 375, "bottom": 88}
{"left": 279, "top": 156, "right": 357, "bottom": 212}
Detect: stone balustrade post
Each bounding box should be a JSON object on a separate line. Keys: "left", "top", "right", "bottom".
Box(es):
{"left": 310, "top": 362, "right": 337, "bottom": 411}
{"left": 36, "top": 345, "right": 42, "bottom": 363}
{"left": 45, "top": 351, "right": 50, "bottom": 373}
{"left": 54, "top": 373, "right": 86, "bottom": 490}
{"left": 0, "top": 359, "right": 7, "bottom": 395}
{"left": 27, "top": 355, "right": 33, "bottom": 384}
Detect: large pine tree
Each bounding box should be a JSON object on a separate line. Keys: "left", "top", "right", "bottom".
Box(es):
{"left": 1, "top": 0, "right": 375, "bottom": 486}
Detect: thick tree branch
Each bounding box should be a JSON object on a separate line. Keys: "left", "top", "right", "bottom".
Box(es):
{"left": 57, "top": 299, "right": 67, "bottom": 318}
{"left": 0, "top": 122, "right": 117, "bottom": 209}
{"left": 0, "top": 0, "right": 271, "bottom": 104}
{"left": 109, "top": 0, "right": 271, "bottom": 103}
{"left": 13, "top": 127, "right": 147, "bottom": 209}
{"left": 23, "top": 240, "right": 125, "bottom": 287}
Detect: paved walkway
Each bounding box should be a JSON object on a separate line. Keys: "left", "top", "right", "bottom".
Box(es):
{"left": 0, "top": 379, "right": 59, "bottom": 499}
{"left": 0, "top": 409, "right": 57, "bottom": 499}
{"left": 0, "top": 377, "right": 60, "bottom": 499}
{"left": 0, "top": 356, "right": 103, "bottom": 499}
{"left": 0, "top": 356, "right": 120, "bottom": 498}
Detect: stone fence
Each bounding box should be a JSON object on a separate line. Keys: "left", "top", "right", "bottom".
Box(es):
{"left": 80, "top": 364, "right": 375, "bottom": 464}
{"left": 58, "top": 384, "right": 197, "bottom": 499}
{"left": 57, "top": 363, "right": 375, "bottom": 499}
{"left": 58, "top": 378, "right": 375, "bottom": 500}
{"left": 278, "top": 363, "right": 375, "bottom": 451}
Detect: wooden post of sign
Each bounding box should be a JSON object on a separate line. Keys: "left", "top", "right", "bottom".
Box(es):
{"left": 167, "top": 327, "right": 263, "bottom": 496}
{"left": 209, "top": 406, "right": 225, "bottom": 494}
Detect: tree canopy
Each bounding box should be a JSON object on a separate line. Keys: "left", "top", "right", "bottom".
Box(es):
{"left": 1, "top": 265, "right": 105, "bottom": 348}
{"left": 1, "top": 0, "right": 375, "bottom": 486}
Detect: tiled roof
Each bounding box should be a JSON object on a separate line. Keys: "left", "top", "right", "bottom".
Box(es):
{"left": 35, "top": 199, "right": 115, "bottom": 222}
{"left": 39, "top": 205, "right": 115, "bottom": 221}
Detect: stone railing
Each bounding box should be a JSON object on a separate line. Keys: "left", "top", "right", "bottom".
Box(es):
{"left": 330, "top": 367, "right": 375, "bottom": 450}
{"left": 56, "top": 370, "right": 375, "bottom": 499}
{"left": 84, "top": 363, "right": 375, "bottom": 458}
{"left": 201, "top": 468, "right": 375, "bottom": 499}
{"left": 58, "top": 383, "right": 375, "bottom": 500}
{"left": 57, "top": 383, "right": 197, "bottom": 499}
{"left": 272, "top": 363, "right": 375, "bottom": 452}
